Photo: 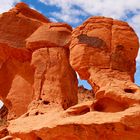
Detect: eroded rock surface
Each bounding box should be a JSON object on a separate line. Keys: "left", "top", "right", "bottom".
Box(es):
{"left": 78, "top": 86, "right": 94, "bottom": 103}
{"left": 26, "top": 22, "right": 78, "bottom": 115}
{"left": 0, "top": 3, "right": 140, "bottom": 140}
{"left": 70, "top": 16, "right": 140, "bottom": 111}
{"left": 0, "top": 2, "right": 50, "bottom": 120}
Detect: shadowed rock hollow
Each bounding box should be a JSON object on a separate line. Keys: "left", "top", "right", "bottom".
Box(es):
{"left": 0, "top": 2, "right": 140, "bottom": 140}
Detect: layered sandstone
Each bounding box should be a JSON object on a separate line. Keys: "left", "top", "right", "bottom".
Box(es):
{"left": 0, "top": 2, "right": 140, "bottom": 140}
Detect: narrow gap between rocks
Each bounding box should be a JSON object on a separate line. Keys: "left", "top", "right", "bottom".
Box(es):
{"left": 77, "top": 73, "right": 92, "bottom": 90}
{"left": 0, "top": 100, "right": 4, "bottom": 109}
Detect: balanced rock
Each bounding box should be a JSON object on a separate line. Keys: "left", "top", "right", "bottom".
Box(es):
{"left": 26, "top": 22, "right": 77, "bottom": 114}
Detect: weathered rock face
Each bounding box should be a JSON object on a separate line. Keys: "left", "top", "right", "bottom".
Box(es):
{"left": 0, "top": 2, "right": 49, "bottom": 49}
{"left": 30, "top": 47, "right": 78, "bottom": 112}
{"left": 26, "top": 23, "right": 72, "bottom": 50}
{"left": 0, "top": 2, "right": 48, "bottom": 119}
{"left": 0, "top": 105, "right": 8, "bottom": 120}
{"left": 0, "top": 3, "right": 140, "bottom": 140}
{"left": 0, "top": 2, "right": 77, "bottom": 120}
{"left": 70, "top": 17, "right": 139, "bottom": 80}
{"left": 0, "top": 41, "right": 34, "bottom": 120}
{"left": 26, "top": 22, "right": 77, "bottom": 114}
{"left": 7, "top": 106, "right": 140, "bottom": 140}
{"left": 70, "top": 16, "right": 140, "bottom": 112}
{"left": 0, "top": 1, "right": 50, "bottom": 120}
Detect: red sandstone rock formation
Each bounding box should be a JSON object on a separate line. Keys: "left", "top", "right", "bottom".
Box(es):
{"left": 70, "top": 16, "right": 140, "bottom": 112}
{"left": 26, "top": 22, "right": 78, "bottom": 115}
{"left": 26, "top": 23, "right": 72, "bottom": 50}
{"left": 0, "top": 2, "right": 50, "bottom": 120}
{"left": 0, "top": 2, "right": 139, "bottom": 140}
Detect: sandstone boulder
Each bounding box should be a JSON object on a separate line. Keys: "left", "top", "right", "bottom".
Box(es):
{"left": 29, "top": 47, "right": 78, "bottom": 113}
{"left": 0, "top": 2, "right": 49, "bottom": 119}
{"left": 70, "top": 17, "right": 139, "bottom": 80}
{"left": 70, "top": 16, "right": 140, "bottom": 112}
{"left": 25, "top": 22, "right": 77, "bottom": 113}
{"left": 26, "top": 23, "right": 72, "bottom": 50}
{"left": 0, "top": 43, "right": 34, "bottom": 120}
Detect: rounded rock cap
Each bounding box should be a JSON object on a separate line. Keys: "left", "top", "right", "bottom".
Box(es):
{"left": 26, "top": 22, "right": 72, "bottom": 50}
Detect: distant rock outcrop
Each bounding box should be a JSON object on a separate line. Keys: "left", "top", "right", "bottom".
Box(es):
{"left": 78, "top": 86, "right": 94, "bottom": 103}
{"left": 0, "top": 2, "right": 139, "bottom": 140}
{"left": 70, "top": 16, "right": 140, "bottom": 112}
